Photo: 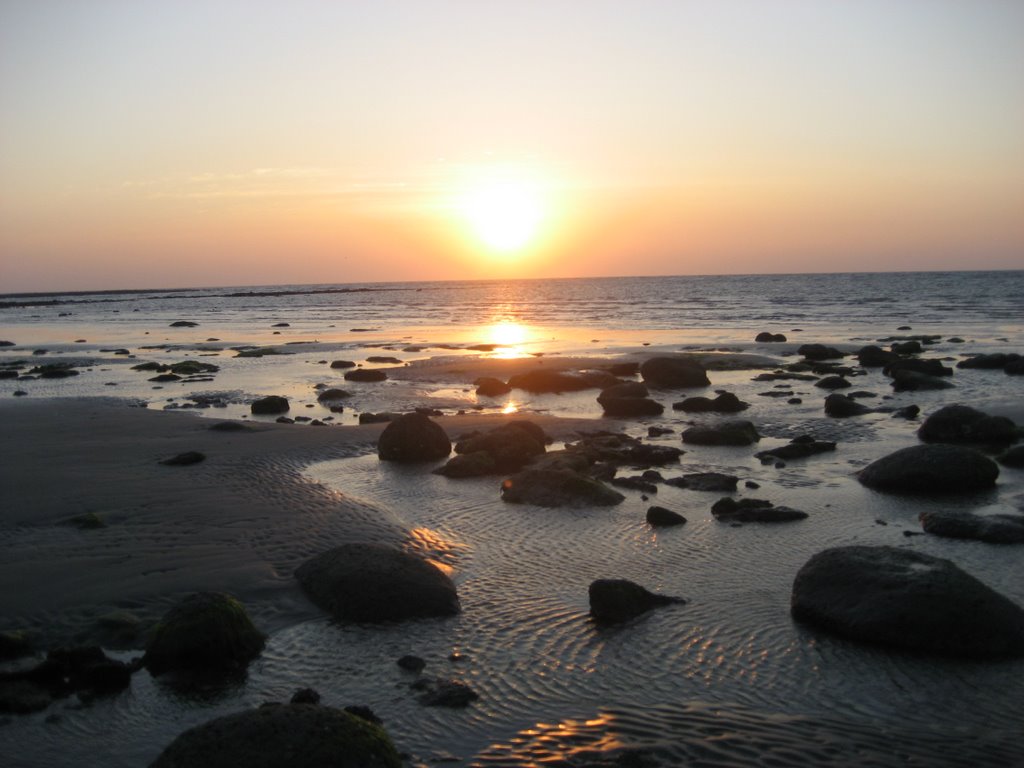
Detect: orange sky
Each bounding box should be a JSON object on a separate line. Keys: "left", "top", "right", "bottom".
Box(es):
{"left": 1, "top": 1, "right": 1022, "bottom": 291}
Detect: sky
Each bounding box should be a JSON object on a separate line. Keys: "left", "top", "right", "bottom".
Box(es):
{"left": 1, "top": 0, "right": 1022, "bottom": 292}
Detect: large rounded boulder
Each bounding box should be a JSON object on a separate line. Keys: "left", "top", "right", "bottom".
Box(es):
{"left": 640, "top": 356, "right": 710, "bottom": 388}
{"left": 791, "top": 546, "right": 1024, "bottom": 658}
{"left": 377, "top": 412, "right": 451, "bottom": 462}
{"left": 143, "top": 592, "right": 266, "bottom": 677}
{"left": 296, "top": 544, "right": 459, "bottom": 622}
{"left": 917, "top": 404, "right": 1019, "bottom": 445}
{"left": 149, "top": 703, "right": 401, "bottom": 768}
{"left": 857, "top": 444, "right": 999, "bottom": 494}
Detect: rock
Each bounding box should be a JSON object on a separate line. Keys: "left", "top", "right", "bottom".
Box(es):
{"left": 891, "top": 340, "right": 922, "bottom": 355}
{"left": 639, "top": 356, "right": 710, "bottom": 388}
{"left": 169, "top": 320, "right": 198, "bottom": 327}
{"left": 647, "top": 426, "right": 674, "bottom": 437}
{"left": 413, "top": 677, "right": 479, "bottom": 707}
{"left": 377, "top": 412, "right": 451, "bottom": 462}
{"left": 295, "top": 544, "right": 459, "bottom": 622}
{"left": 611, "top": 475, "right": 658, "bottom": 493}
{"left": 159, "top": 451, "right": 205, "bottom": 466}
{"left": 681, "top": 420, "right": 760, "bottom": 446}
{"left": 957, "top": 352, "right": 1021, "bottom": 370}
{"left": 597, "top": 382, "right": 664, "bottom": 417}
{"left": 149, "top": 703, "right": 402, "bottom": 768}
{"left": 890, "top": 369, "right": 955, "bottom": 391}
{"left": 329, "top": 360, "right": 356, "bottom": 369}
{"left": 433, "top": 450, "right": 496, "bottom": 478}
{"left": 857, "top": 444, "right": 999, "bottom": 494}
{"left": 316, "top": 388, "right": 351, "bottom": 403}
{"left": 0, "top": 630, "right": 34, "bottom": 660}
{"left": 606, "top": 361, "right": 640, "bottom": 376}
{"left": 755, "top": 332, "right": 787, "bottom": 343}
{"left": 891, "top": 404, "right": 920, "bottom": 420}
{"left": 251, "top": 395, "right": 289, "bottom": 415}
{"left": 815, "top": 375, "right": 851, "bottom": 390}
{"left": 883, "top": 358, "right": 953, "bottom": 378}
{"left": 588, "top": 579, "right": 684, "bottom": 623}
{"left": 507, "top": 369, "right": 618, "bottom": 393}
{"left": 754, "top": 436, "right": 836, "bottom": 461}
{"left": 665, "top": 472, "right": 738, "bottom": 492}
{"left": 169, "top": 361, "right": 219, "bottom": 375}
{"left": 672, "top": 392, "right": 748, "bottom": 413}
{"left": 791, "top": 545, "right": 1024, "bottom": 658}
{"left": 449, "top": 422, "right": 546, "bottom": 472}
{"left": 1006, "top": 358, "right": 1024, "bottom": 375}
{"left": 344, "top": 705, "right": 382, "bottom": 725}
{"left": 209, "top": 421, "right": 252, "bottom": 432}
{"left": 646, "top": 506, "right": 687, "bottom": 526}
{"left": 500, "top": 469, "right": 625, "bottom": 507}
{"left": 290, "top": 688, "right": 320, "bottom": 705}
{"left": 366, "top": 356, "right": 401, "bottom": 364}
{"left": 824, "top": 393, "right": 872, "bottom": 417}
{"left": 474, "top": 377, "right": 511, "bottom": 397}
{"left": 143, "top": 592, "right": 266, "bottom": 677}
{"left": 711, "top": 497, "right": 808, "bottom": 522}
{"left": 397, "top": 655, "right": 426, "bottom": 673}
{"left": 918, "top": 404, "right": 1019, "bottom": 445}
{"left": 359, "top": 412, "right": 398, "bottom": 424}
{"left": 797, "top": 344, "right": 844, "bottom": 361}
{"left": 148, "top": 373, "right": 181, "bottom": 383}
{"left": 563, "top": 432, "right": 682, "bottom": 467}
{"left": 29, "top": 363, "right": 80, "bottom": 378}
{"left": 344, "top": 368, "right": 387, "bottom": 382}
{"left": 920, "top": 511, "right": 1024, "bottom": 544}
{"left": 998, "top": 446, "right": 1024, "bottom": 468}
{"left": 857, "top": 345, "right": 899, "bottom": 367}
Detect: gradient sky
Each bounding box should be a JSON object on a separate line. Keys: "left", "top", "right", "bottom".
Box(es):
{"left": 1, "top": 0, "right": 1022, "bottom": 291}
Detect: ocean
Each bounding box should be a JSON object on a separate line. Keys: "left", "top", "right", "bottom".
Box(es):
{"left": 2, "top": 270, "right": 1023, "bottom": 766}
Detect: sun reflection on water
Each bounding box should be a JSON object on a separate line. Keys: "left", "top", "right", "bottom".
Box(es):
{"left": 484, "top": 320, "right": 532, "bottom": 359}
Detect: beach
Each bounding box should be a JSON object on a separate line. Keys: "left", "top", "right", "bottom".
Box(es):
{"left": 2, "top": 274, "right": 1024, "bottom": 766}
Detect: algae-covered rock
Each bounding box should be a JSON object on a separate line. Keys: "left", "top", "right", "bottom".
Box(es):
{"left": 149, "top": 703, "right": 401, "bottom": 768}
{"left": 143, "top": 592, "right": 265, "bottom": 676}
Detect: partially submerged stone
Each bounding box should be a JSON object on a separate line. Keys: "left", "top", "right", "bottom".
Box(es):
{"left": 755, "top": 436, "right": 836, "bottom": 462}
{"left": 711, "top": 497, "right": 808, "bottom": 523}
{"left": 918, "top": 404, "right": 1019, "bottom": 445}
{"left": 919, "top": 511, "right": 1024, "bottom": 544}
{"left": 149, "top": 703, "right": 402, "bottom": 768}
{"left": 646, "top": 506, "right": 687, "bottom": 527}
{"left": 857, "top": 444, "right": 999, "bottom": 494}
{"left": 639, "top": 356, "right": 710, "bottom": 388}
{"left": 500, "top": 469, "right": 625, "bottom": 507}
{"left": 296, "top": 544, "right": 459, "bottom": 622}
{"left": 597, "top": 382, "right": 664, "bottom": 417}
{"left": 681, "top": 420, "right": 760, "bottom": 446}
{"left": 672, "top": 391, "right": 748, "bottom": 413}
{"left": 377, "top": 412, "right": 451, "bottom": 462}
{"left": 665, "top": 472, "right": 738, "bottom": 492}
{"left": 588, "top": 578, "right": 684, "bottom": 623}
{"left": 250, "top": 395, "right": 289, "bottom": 415}
{"left": 791, "top": 545, "right": 1024, "bottom": 658}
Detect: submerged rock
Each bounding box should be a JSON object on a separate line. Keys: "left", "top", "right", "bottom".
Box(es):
{"left": 857, "top": 444, "right": 999, "bottom": 494}
{"left": 646, "top": 506, "right": 687, "bottom": 527}
{"left": 755, "top": 436, "right": 836, "bottom": 462}
{"left": 824, "top": 393, "right": 872, "bottom": 417}
{"left": 665, "top": 472, "right": 739, "bottom": 492}
{"left": 474, "top": 376, "right": 512, "bottom": 397}
{"left": 918, "top": 404, "right": 1019, "bottom": 445}
{"left": 149, "top": 703, "right": 402, "bottom": 768}
{"left": 681, "top": 420, "right": 760, "bottom": 446}
{"left": 711, "top": 497, "right": 808, "bottom": 522}
{"left": 251, "top": 395, "right": 289, "bottom": 415}
{"left": 639, "top": 356, "right": 710, "bottom": 388}
{"left": 412, "top": 677, "right": 479, "bottom": 708}
{"left": 143, "top": 592, "right": 265, "bottom": 677}
{"left": 755, "top": 331, "right": 787, "bottom": 343}
{"left": 442, "top": 421, "right": 546, "bottom": 474}
{"left": 316, "top": 388, "right": 351, "bottom": 403}
{"left": 998, "top": 445, "right": 1024, "bottom": 468}
{"left": 797, "top": 344, "right": 844, "bottom": 361}
{"left": 377, "top": 412, "right": 451, "bottom": 462}
{"left": 588, "top": 578, "right": 684, "bottom": 623}
{"left": 500, "top": 469, "right": 625, "bottom": 507}
{"left": 597, "top": 382, "right": 664, "bottom": 417}
{"left": 919, "top": 511, "right": 1024, "bottom": 544}
{"left": 344, "top": 368, "right": 387, "bottom": 382}
{"left": 815, "top": 375, "right": 851, "bottom": 390}
{"left": 890, "top": 369, "right": 955, "bottom": 391}
{"left": 296, "top": 544, "right": 459, "bottom": 622}
{"left": 159, "top": 451, "right": 206, "bottom": 466}
{"left": 791, "top": 545, "right": 1024, "bottom": 657}
{"left": 672, "top": 391, "right": 748, "bottom": 413}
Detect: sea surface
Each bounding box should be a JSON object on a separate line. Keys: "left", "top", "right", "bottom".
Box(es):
{"left": 2, "top": 271, "right": 1024, "bottom": 766}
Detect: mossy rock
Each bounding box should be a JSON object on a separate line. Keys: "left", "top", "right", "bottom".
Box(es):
{"left": 143, "top": 592, "right": 265, "bottom": 676}
{"left": 149, "top": 703, "right": 401, "bottom": 768}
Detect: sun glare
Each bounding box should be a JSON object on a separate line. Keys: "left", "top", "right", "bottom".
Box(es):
{"left": 459, "top": 168, "right": 547, "bottom": 254}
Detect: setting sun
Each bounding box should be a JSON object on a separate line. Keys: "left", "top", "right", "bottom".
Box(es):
{"left": 459, "top": 169, "right": 547, "bottom": 254}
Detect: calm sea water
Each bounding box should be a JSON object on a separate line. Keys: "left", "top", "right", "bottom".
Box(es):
{"left": 2, "top": 271, "right": 1024, "bottom": 766}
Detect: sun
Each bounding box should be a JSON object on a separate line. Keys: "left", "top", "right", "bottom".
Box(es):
{"left": 459, "top": 169, "right": 546, "bottom": 254}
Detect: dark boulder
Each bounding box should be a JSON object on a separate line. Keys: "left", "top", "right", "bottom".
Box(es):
{"left": 920, "top": 511, "right": 1024, "bottom": 544}
{"left": 143, "top": 592, "right": 265, "bottom": 676}
{"left": 296, "top": 544, "right": 459, "bottom": 622}
{"left": 918, "top": 404, "right": 1019, "bottom": 445}
{"left": 450, "top": 422, "right": 545, "bottom": 472}
{"left": 500, "top": 469, "right": 625, "bottom": 507}
{"left": 646, "top": 506, "right": 687, "bottom": 526}
{"left": 755, "top": 436, "right": 836, "bottom": 461}
{"left": 672, "top": 391, "right": 748, "bottom": 413}
{"left": 681, "top": 420, "right": 760, "bottom": 446}
{"left": 597, "top": 382, "right": 664, "bottom": 417}
{"left": 149, "top": 703, "right": 401, "bottom": 768}
{"left": 412, "top": 677, "right": 479, "bottom": 708}
{"left": 857, "top": 345, "right": 899, "bottom": 367}
{"left": 169, "top": 361, "right": 219, "bottom": 376}
{"left": 377, "top": 412, "right": 451, "bottom": 462}
{"left": 857, "top": 444, "right": 999, "bottom": 494}
{"left": 998, "top": 445, "right": 1024, "bottom": 468}
{"left": 251, "top": 395, "right": 289, "bottom": 415}
{"left": 508, "top": 368, "right": 618, "bottom": 393}
{"left": 344, "top": 368, "right": 387, "bottom": 382}
{"left": 815, "top": 375, "right": 851, "bottom": 390}
{"left": 611, "top": 475, "right": 658, "bottom": 493}
{"left": 791, "top": 545, "right": 1024, "bottom": 657}
{"left": 890, "top": 369, "right": 955, "bottom": 391}
{"left": 797, "top": 344, "right": 844, "bottom": 361}
{"left": 159, "top": 451, "right": 206, "bottom": 466}
{"left": 891, "top": 340, "right": 922, "bottom": 355}
{"left": 564, "top": 432, "right": 683, "bottom": 467}
{"left": 891, "top": 404, "right": 920, "bottom": 420}
{"left": 169, "top": 320, "right": 198, "bottom": 327}
{"left": 316, "top": 388, "right": 351, "bottom": 403}
{"left": 883, "top": 358, "right": 953, "bottom": 378}
{"left": 366, "top": 356, "right": 401, "bottom": 364}
{"left": 588, "top": 579, "right": 684, "bottom": 623}
{"left": 711, "top": 497, "right": 808, "bottom": 522}
{"left": 433, "top": 450, "right": 496, "bottom": 478}
{"left": 824, "top": 393, "right": 872, "bottom": 417}
{"left": 330, "top": 360, "right": 356, "bottom": 369}
{"left": 755, "top": 332, "right": 787, "bottom": 343}
{"left": 665, "top": 472, "right": 738, "bottom": 492}
{"left": 957, "top": 353, "right": 1021, "bottom": 370}
{"left": 474, "top": 377, "right": 512, "bottom": 397}
{"left": 639, "top": 356, "right": 710, "bottom": 388}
